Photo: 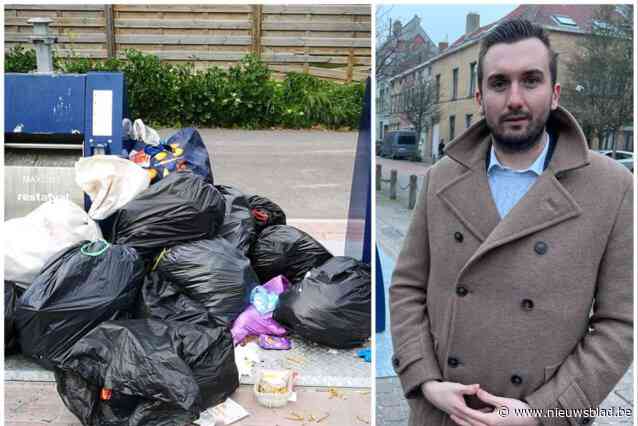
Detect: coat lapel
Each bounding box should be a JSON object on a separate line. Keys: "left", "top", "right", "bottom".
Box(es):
{"left": 437, "top": 164, "right": 500, "bottom": 242}
{"left": 441, "top": 106, "right": 589, "bottom": 276}
{"left": 462, "top": 171, "right": 582, "bottom": 271}
{"left": 437, "top": 121, "right": 500, "bottom": 242}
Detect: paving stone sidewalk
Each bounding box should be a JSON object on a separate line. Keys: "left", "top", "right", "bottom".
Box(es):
{"left": 4, "top": 382, "right": 371, "bottom": 426}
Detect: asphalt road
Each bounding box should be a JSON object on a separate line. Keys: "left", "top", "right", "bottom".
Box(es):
{"left": 5, "top": 129, "right": 359, "bottom": 221}
{"left": 158, "top": 128, "right": 358, "bottom": 220}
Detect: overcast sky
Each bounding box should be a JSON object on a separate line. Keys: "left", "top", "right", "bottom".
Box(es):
{"left": 379, "top": 4, "right": 518, "bottom": 45}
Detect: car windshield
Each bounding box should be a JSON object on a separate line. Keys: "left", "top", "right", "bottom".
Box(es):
{"left": 398, "top": 135, "right": 415, "bottom": 145}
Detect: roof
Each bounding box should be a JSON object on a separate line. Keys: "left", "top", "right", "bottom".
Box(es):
{"left": 450, "top": 4, "right": 609, "bottom": 49}
{"left": 391, "top": 4, "right": 623, "bottom": 82}
{"left": 381, "top": 14, "right": 437, "bottom": 52}
{"left": 400, "top": 15, "right": 432, "bottom": 44}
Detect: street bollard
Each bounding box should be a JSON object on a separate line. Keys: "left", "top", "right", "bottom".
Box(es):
{"left": 376, "top": 164, "right": 382, "bottom": 191}
{"left": 408, "top": 175, "right": 418, "bottom": 209}
{"left": 390, "top": 169, "right": 397, "bottom": 200}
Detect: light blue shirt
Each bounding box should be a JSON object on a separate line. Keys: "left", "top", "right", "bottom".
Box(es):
{"left": 487, "top": 134, "right": 550, "bottom": 219}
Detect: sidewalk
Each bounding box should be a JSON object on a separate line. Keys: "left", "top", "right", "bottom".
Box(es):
{"left": 5, "top": 219, "right": 372, "bottom": 426}
{"left": 4, "top": 383, "right": 371, "bottom": 426}
{"left": 375, "top": 176, "right": 634, "bottom": 426}
{"left": 375, "top": 189, "right": 416, "bottom": 426}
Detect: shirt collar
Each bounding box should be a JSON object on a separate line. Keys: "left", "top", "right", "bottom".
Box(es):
{"left": 488, "top": 132, "right": 550, "bottom": 175}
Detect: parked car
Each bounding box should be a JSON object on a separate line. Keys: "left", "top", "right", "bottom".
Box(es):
{"left": 596, "top": 150, "right": 634, "bottom": 172}
{"left": 380, "top": 131, "right": 418, "bottom": 160}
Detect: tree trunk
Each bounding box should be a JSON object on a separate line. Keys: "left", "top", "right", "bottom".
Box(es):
{"left": 414, "top": 124, "right": 421, "bottom": 161}
{"left": 595, "top": 128, "right": 606, "bottom": 150}
{"left": 421, "top": 125, "right": 432, "bottom": 162}
{"left": 582, "top": 126, "right": 594, "bottom": 148}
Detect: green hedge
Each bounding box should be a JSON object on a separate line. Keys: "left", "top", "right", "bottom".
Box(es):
{"left": 5, "top": 46, "right": 365, "bottom": 130}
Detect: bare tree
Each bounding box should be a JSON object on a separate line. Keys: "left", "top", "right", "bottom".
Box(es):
{"left": 376, "top": 5, "right": 399, "bottom": 80}
{"left": 396, "top": 78, "right": 440, "bottom": 160}
{"left": 561, "top": 5, "right": 633, "bottom": 154}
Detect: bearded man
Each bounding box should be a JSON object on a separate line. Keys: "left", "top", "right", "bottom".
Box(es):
{"left": 390, "top": 19, "right": 633, "bottom": 426}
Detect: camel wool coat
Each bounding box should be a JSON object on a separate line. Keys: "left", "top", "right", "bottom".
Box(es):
{"left": 389, "top": 107, "right": 633, "bottom": 426}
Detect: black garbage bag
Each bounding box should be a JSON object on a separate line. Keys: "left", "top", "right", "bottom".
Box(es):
{"left": 136, "top": 272, "right": 211, "bottom": 327}
{"left": 274, "top": 256, "right": 371, "bottom": 348}
{"left": 247, "top": 194, "right": 286, "bottom": 231}
{"left": 156, "top": 238, "right": 259, "bottom": 327}
{"left": 112, "top": 172, "right": 225, "bottom": 259}
{"left": 5, "top": 281, "right": 24, "bottom": 355}
{"left": 15, "top": 241, "right": 144, "bottom": 369}
{"left": 216, "top": 185, "right": 257, "bottom": 255}
{"left": 55, "top": 319, "right": 238, "bottom": 425}
{"left": 250, "top": 225, "right": 333, "bottom": 284}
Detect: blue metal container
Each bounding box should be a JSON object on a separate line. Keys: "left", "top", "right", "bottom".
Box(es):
{"left": 5, "top": 71, "right": 126, "bottom": 156}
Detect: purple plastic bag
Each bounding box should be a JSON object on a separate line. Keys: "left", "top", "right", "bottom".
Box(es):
{"left": 231, "top": 307, "right": 287, "bottom": 345}
{"left": 262, "top": 275, "right": 290, "bottom": 294}
{"left": 231, "top": 276, "right": 291, "bottom": 345}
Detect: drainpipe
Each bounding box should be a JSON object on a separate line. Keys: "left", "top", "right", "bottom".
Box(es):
{"left": 28, "top": 17, "right": 57, "bottom": 73}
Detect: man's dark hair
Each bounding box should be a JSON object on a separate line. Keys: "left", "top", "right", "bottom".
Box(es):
{"left": 477, "top": 19, "right": 558, "bottom": 91}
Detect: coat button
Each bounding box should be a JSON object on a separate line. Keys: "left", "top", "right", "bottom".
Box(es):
{"left": 580, "top": 418, "right": 592, "bottom": 425}
{"left": 521, "top": 299, "right": 534, "bottom": 311}
{"left": 456, "top": 286, "right": 468, "bottom": 297}
{"left": 392, "top": 356, "right": 400, "bottom": 368}
{"left": 454, "top": 232, "right": 464, "bottom": 242}
{"left": 510, "top": 375, "right": 523, "bottom": 385}
{"left": 534, "top": 241, "right": 548, "bottom": 255}
{"left": 447, "top": 357, "right": 460, "bottom": 368}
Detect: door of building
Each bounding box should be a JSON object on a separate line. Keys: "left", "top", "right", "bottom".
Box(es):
{"left": 431, "top": 123, "right": 440, "bottom": 161}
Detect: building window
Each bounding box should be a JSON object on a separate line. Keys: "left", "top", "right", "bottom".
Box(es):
{"left": 452, "top": 68, "right": 459, "bottom": 100}
{"left": 465, "top": 114, "right": 473, "bottom": 128}
{"left": 616, "top": 5, "right": 630, "bottom": 18}
{"left": 623, "top": 130, "right": 633, "bottom": 151}
{"left": 449, "top": 115, "right": 456, "bottom": 140}
{"left": 551, "top": 15, "right": 578, "bottom": 28}
{"left": 435, "top": 74, "right": 441, "bottom": 102}
{"left": 469, "top": 62, "right": 477, "bottom": 95}
{"left": 602, "top": 131, "right": 614, "bottom": 150}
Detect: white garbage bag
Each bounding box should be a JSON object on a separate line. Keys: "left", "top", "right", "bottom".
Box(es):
{"left": 122, "top": 118, "right": 135, "bottom": 140}
{"left": 133, "top": 118, "right": 161, "bottom": 146}
{"left": 75, "top": 155, "right": 150, "bottom": 220}
{"left": 4, "top": 200, "right": 103, "bottom": 286}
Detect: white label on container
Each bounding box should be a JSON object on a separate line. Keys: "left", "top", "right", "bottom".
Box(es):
{"left": 92, "top": 90, "right": 113, "bottom": 136}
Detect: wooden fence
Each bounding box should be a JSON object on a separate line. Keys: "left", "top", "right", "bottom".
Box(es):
{"left": 5, "top": 4, "right": 371, "bottom": 82}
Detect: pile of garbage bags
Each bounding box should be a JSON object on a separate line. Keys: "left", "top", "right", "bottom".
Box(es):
{"left": 4, "top": 125, "right": 371, "bottom": 425}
